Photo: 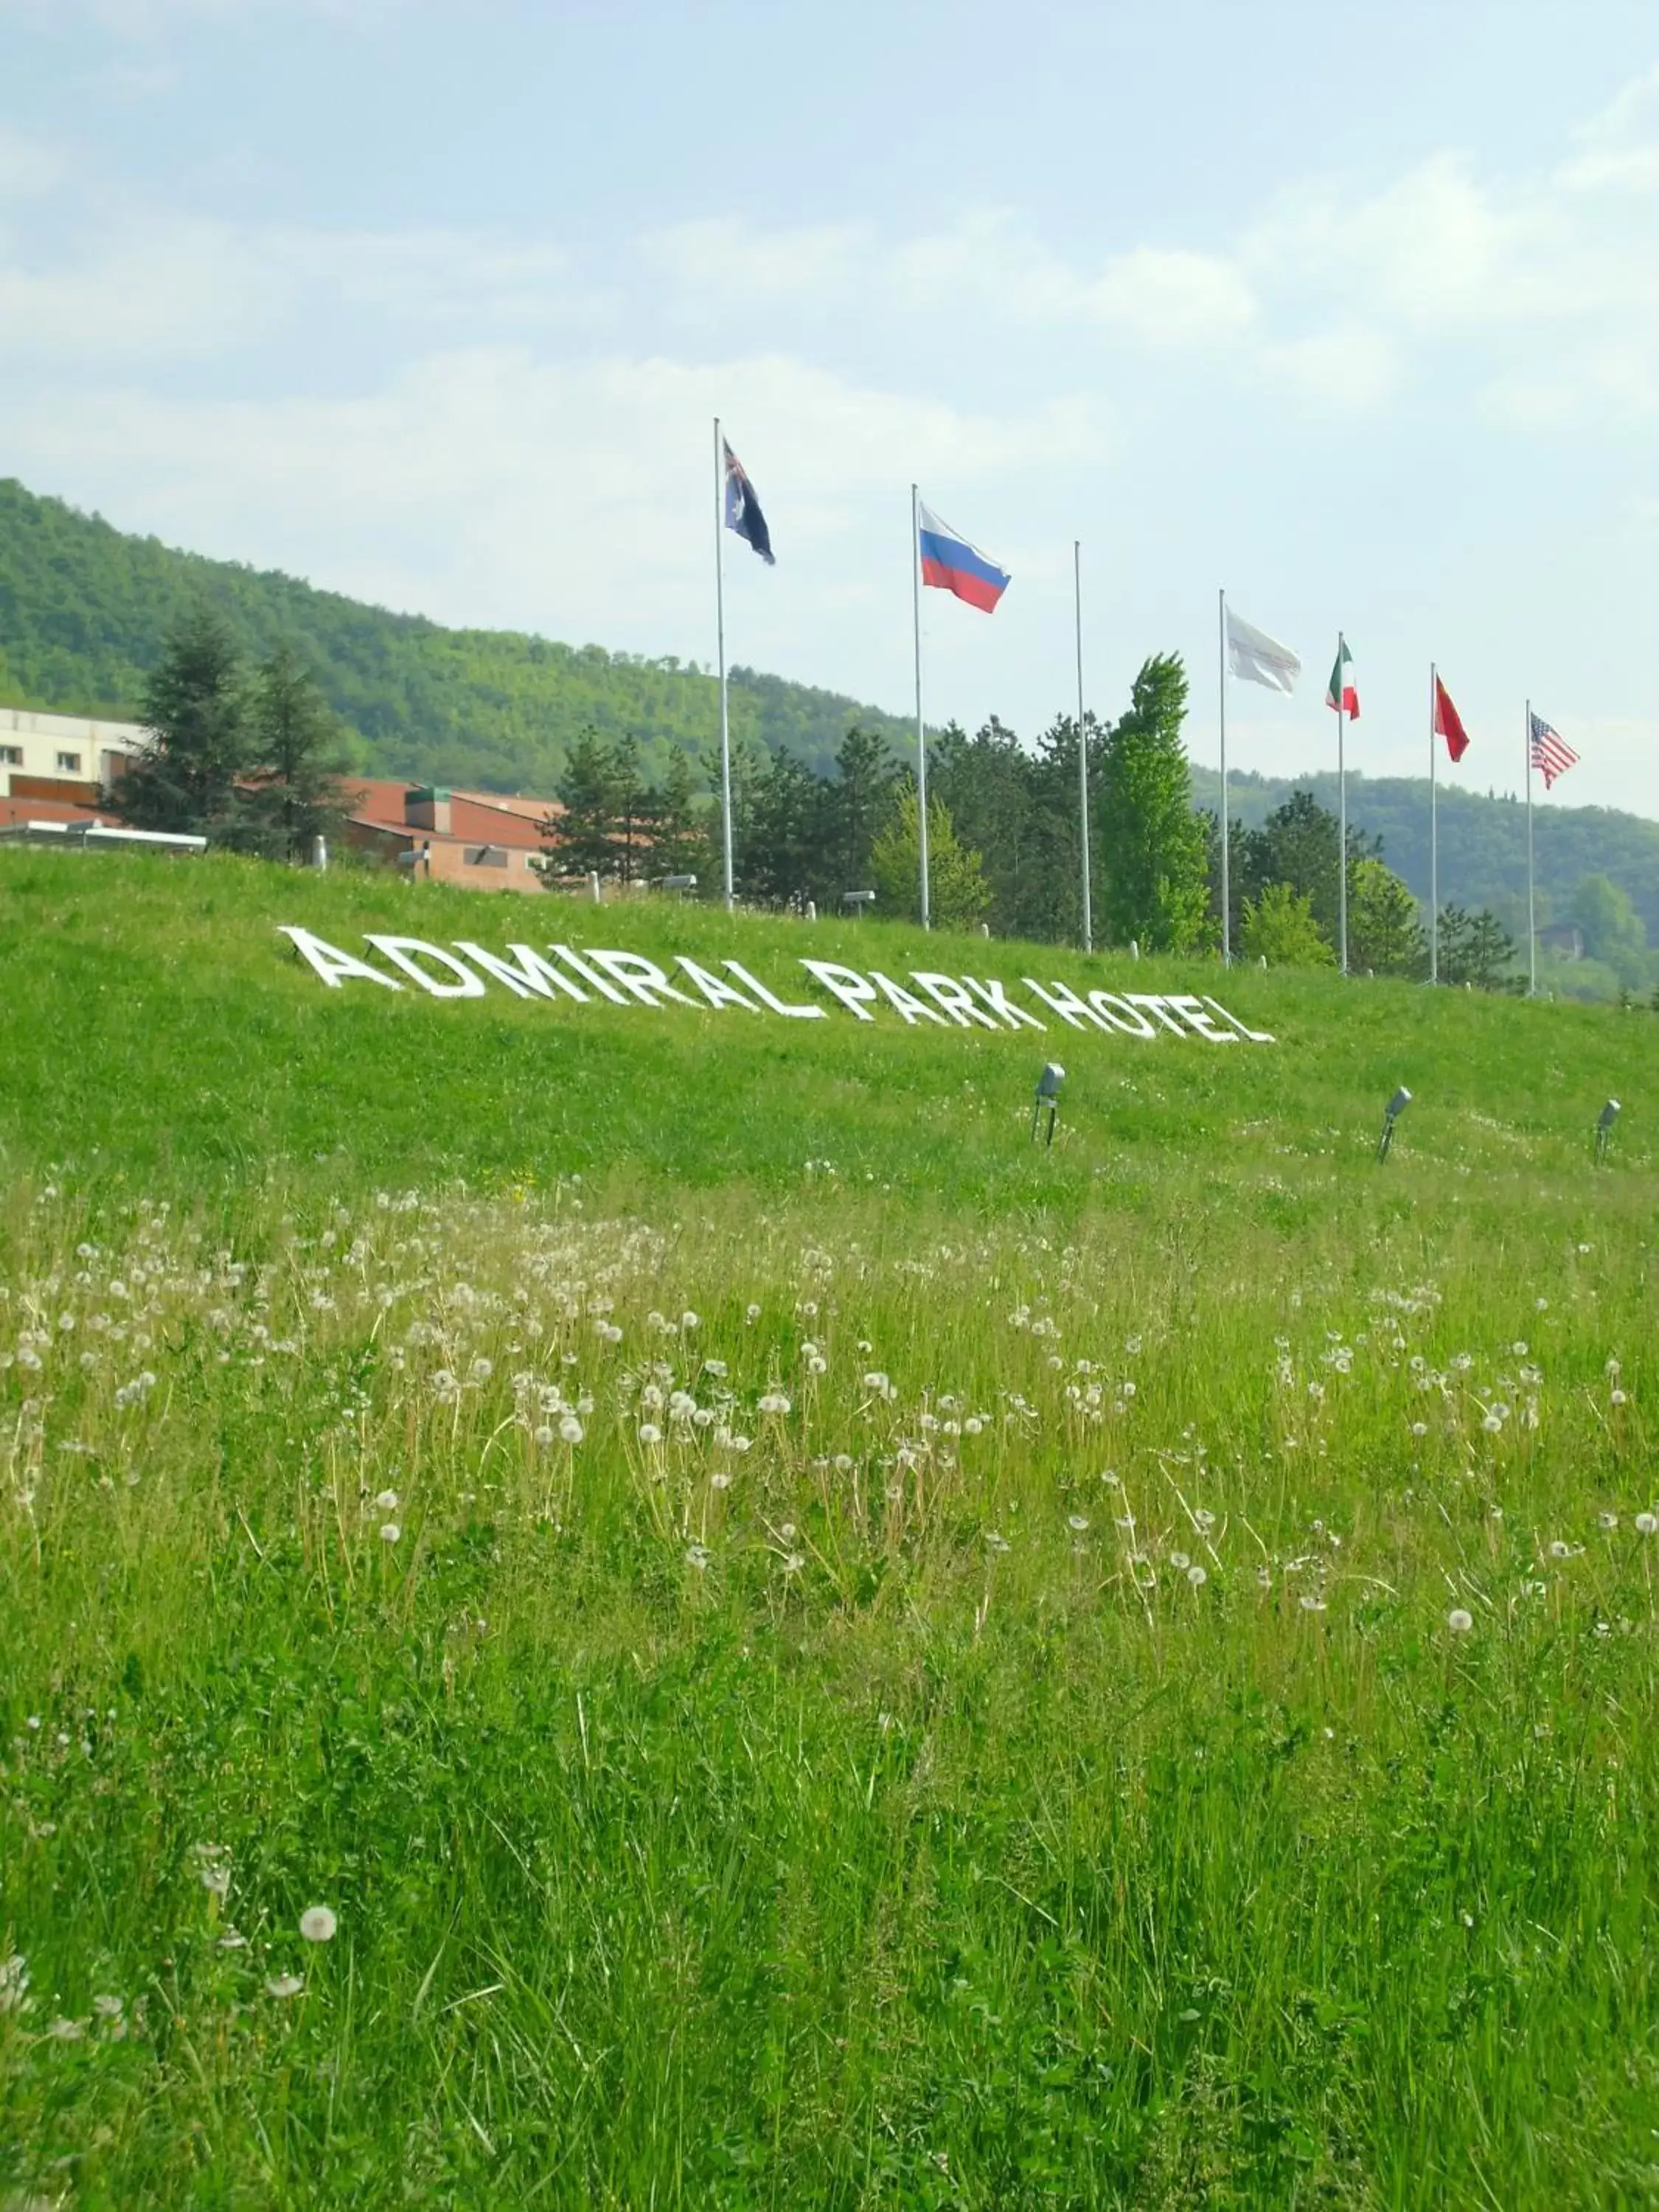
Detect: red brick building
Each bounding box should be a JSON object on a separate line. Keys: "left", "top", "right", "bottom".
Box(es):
{"left": 341, "top": 782, "right": 560, "bottom": 894}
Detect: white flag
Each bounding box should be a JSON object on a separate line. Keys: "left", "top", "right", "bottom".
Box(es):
{"left": 1225, "top": 608, "right": 1301, "bottom": 694}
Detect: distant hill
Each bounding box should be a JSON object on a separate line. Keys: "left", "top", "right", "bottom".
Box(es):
{"left": 2, "top": 476, "right": 1654, "bottom": 970}
{"left": 1190, "top": 765, "right": 1659, "bottom": 948}
{"left": 0, "top": 479, "right": 914, "bottom": 792}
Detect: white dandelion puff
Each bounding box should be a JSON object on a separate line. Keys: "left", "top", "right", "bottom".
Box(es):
{"left": 1447, "top": 1608, "right": 1474, "bottom": 1634}
{"left": 299, "top": 1906, "right": 337, "bottom": 1943}
{"left": 379, "top": 1522, "right": 401, "bottom": 1544}
{"left": 266, "top": 1974, "right": 304, "bottom": 1999}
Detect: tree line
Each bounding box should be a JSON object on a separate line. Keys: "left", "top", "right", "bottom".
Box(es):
{"left": 114, "top": 608, "right": 1524, "bottom": 984}
{"left": 112, "top": 608, "right": 352, "bottom": 860}
{"left": 544, "top": 653, "right": 1523, "bottom": 982}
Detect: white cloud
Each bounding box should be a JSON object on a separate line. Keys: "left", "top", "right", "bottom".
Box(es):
{"left": 1086, "top": 246, "right": 1256, "bottom": 347}
{"left": 0, "top": 204, "right": 593, "bottom": 365}
{"left": 1, "top": 346, "right": 1109, "bottom": 650}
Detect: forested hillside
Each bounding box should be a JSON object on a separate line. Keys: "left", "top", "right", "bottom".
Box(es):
{"left": 0, "top": 479, "right": 913, "bottom": 790}
{"left": 1190, "top": 765, "right": 1659, "bottom": 950}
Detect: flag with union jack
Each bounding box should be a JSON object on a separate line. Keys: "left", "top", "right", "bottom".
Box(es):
{"left": 1529, "top": 712, "right": 1577, "bottom": 790}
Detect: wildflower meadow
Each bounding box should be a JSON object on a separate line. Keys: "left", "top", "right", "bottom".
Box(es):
{"left": 2, "top": 852, "right": 1657, "bottom": 2207}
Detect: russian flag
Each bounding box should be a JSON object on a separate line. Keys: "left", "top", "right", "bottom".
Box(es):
{"left": 917, "top": 499, "right": 1010, "bottom": 614}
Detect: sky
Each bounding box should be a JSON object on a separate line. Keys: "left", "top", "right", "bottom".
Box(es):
{"left": 1, "top": 0, "right": 1656, "bottom": 813}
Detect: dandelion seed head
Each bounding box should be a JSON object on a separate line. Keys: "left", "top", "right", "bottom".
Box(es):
{"left": 1636, "top": 1512, "right": 1658, "bottom": 1536}
{"left": 1447, "top": 1608, "right": 1474, "bottom": 1633}
{"left": 299, "top": 1906, "right": 337, "bottom": 1943}
{"left": 1186, "top": 1565, "right": 1208, "bottom": 1587}
{"left": 379, "top": 1522, "right": 401, "bottom": 1543}
{"left": 266, "top": 1975, "right": 304, "bottom": 1999}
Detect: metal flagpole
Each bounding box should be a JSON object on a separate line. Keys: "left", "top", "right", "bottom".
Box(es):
{"left": 1218, "top": 588, "right": 1230, "bottom": 964}
{"left": 913, "top": 482, "right": 930, "bottom": 931}
{"left": 714, "top": 418, "right": 734, "bottom": 911}
{"left": 1525, "top": 696, "right": 1536, "bottom": 995}
{"left": 1336, "top": 634, "right": 1348, "bottom": 975}
{"left": 1429, "top": 662, "right": 1438, "bottom": 985}
{"left": 1075, "top": 540, "right": 1091, "bottom": 954}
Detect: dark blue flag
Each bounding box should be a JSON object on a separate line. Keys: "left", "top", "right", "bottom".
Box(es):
{"left": 723, "top": 438, "right": 774, "bottom": 565}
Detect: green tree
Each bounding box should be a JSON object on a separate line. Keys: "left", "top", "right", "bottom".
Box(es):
{"left": 871, "top": 787, "right": 991, "bottom": 930}
{"left": 1239, "top": 882, "right": 1336, "bottom": 968}
{"left": 825, "top": 724, "right": 898, "bottom": 897}
{"left": 242, "top": 641, "right": 352, "bottom": 862}
{"left": 1572, "top": 873, "right": 1648, "bottom": 986}
{"left": 112, "top": 604, "right": 250, "bottom": 841}
{"left": 745, "top": 746, "right": 825, "bottom": 907}
{"left": 1096, "top": 655, "right": 1208, "bottom": 953}
{"left": 1438, "top": 904, "right": 1517, "bottom": 990}
{"left": 1348, "top": 858, "right": 1425, "bottom": 978}
{"left": 540, "top": 725, "right": 619, "bottom": 880}
{"left": 1466, "top": 909, "right": 1519, "bottom": 990}
{"left": 648, "top": 745, "right": 706, "bottom": 885}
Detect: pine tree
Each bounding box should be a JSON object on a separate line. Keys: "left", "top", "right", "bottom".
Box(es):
{"left": 113, "top": 604, "right": 250, "bottom": 841}
{"left": 1348, "top": 858, "right": 1425, "bottom": 977}
{"left": 649, "top": 746, "right": 706, "bottom": 884}
{"left": 541, "top": 726, "right": 621, "bottom": 879}
{"left": 1095, "top": 655, "right": 1208, "bottom": 953}
{"left": 825, "top": 724, "right": 897, "bottom": 896}
{"left": 242, "top": 642, "right": 352, "bottom": 861}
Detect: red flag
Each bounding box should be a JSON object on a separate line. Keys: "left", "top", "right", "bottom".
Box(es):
{"left": 1433, "top": 675, "right": 1470, "bottom": 762}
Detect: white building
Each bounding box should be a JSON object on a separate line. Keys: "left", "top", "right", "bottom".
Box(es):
{"left": 0, "top": 707, "right": 148, "bottom": 798}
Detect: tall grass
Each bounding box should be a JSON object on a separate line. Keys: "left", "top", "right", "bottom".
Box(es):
{"left": 3, "top": 852, "right": 1658, "bottom": 2205}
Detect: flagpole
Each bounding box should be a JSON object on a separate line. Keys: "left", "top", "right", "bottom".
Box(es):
{"left": 1075, "top": 539, "right": 1091, "bottom": 954}
{"left": 1525, "top": 697, "right": 1536, "bottom": 996}
{"left": 1218, "top": 587, "right": 1229, "bottom": 964}
{"left": 1429, "top": 662, "right": 1438, "bottom": 985}
{"left": 913, "top": 482, "right": 930, "bottom": 931}
{"left": 1336, "top": 633, "right": 1348, "bottom": 975}
{"left": 714, "top": 417, "right": 734, "bottom": 911}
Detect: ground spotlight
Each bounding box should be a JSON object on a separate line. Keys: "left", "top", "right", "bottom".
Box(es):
{"left": 1032, "top": 1062, "right": 1065, "bottom": 1148}
{"left": 1596, "top": 1098, "right": 1620, "bottom": 1164}
{"left": 1377, "top": 1085, "right": 1411, "bottom": 1162}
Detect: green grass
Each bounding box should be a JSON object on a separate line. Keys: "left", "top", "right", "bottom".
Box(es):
{"left": 2, "top": 852, "right": 1658, "bottom": 2207}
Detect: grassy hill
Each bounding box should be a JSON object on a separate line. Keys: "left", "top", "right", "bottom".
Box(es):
{"left": 0, "top": 478, "right": 914, "bottom": 791}
{"left": 2, "top": 848, "right": 1656, "bottom": 2202}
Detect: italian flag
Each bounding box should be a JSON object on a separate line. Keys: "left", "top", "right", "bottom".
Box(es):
{"left": 1325, "top": 633, "right": 1360, "bottom": 719}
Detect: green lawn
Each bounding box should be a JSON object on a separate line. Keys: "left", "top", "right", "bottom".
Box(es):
{"left": 2, "top": 852, "right": 1657, "bottom": 2207}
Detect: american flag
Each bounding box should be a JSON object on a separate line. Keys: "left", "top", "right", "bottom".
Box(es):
{"left": 1529, "top": 712, "right": 1578, "bottom": 790}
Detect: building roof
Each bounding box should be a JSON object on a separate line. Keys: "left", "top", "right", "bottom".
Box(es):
{"left": 344, "top": 779, "right": 560, "bottom": 853}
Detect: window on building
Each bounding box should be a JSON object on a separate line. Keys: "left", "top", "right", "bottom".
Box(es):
{"left": 465, "top": 844, "right": 509, "bottom": 868}
{"left": 55, "top": 751, "right": 83, "bottom": 773}
{"left": 0, "top": 746, "right": 21, "bottom": 766}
